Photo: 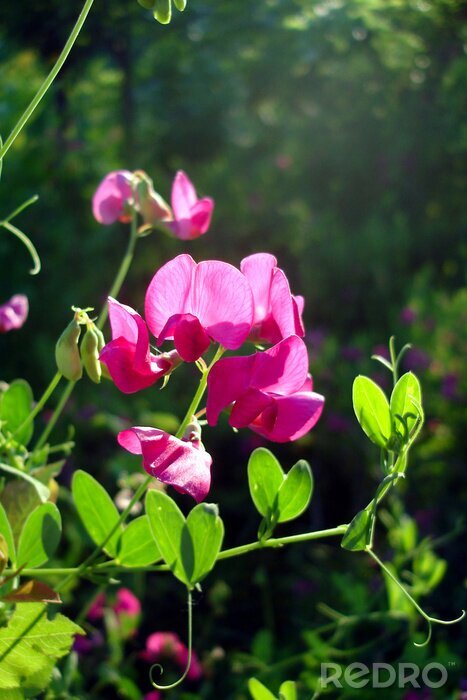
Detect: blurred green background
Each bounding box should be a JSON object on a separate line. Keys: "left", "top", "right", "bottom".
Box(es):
{"left": 0, "top": 0, "right": 466, "bottom": 697}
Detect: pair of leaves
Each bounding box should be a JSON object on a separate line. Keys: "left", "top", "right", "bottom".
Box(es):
{"left": 72, "top": 470, "right": 160, "bottom": 567}
{"left": 0, "top": 379, "right": 34, "bottom": 445}
{"left": 249, "top": 678, "right": 297, "bottom": 700}
{"left": 353, "top": 372, "right": 422, "bottom": 449}
{"left": 146, "top": 489, "right": 224, "bottom": 588}
{"left": 0, "top": 604, "right": 82, "bottom": 694}
{"left": 248, "top": 448, "right": 313, "bottom": 533}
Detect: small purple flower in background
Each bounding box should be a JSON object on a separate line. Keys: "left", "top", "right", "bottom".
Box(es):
{"left": 441, "top": 372, "right": 460, "bottom": 401}
{"left": 326, "top": 412, "right": 353, "bottom": 434}
{"left": 73, "top": 630, "right": 104, "bottom": 655}
{"left": 0, "top": 294, "right": 28, "bottom": 332}
{"left": 405, "top": 347, "right": 431, "bottom": 372}
{"left": 87, "top": 592, "right": 106, "bottom": 622}
{"left": 341, "top": 345, "right": 363, "bottom": 362}
{"left": 275, "top": 154, "right": 293, "bottom": 170}
{"left": 145, "top": 692, "right": 161, "bottom": 700}
{"left": 372, "top": 344, "right": 390, "bottom": 361}
{"left": 400, "top": 306, "right": 417, "bottom": 325}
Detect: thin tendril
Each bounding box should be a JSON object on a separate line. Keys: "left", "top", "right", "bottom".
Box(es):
{"left": 0, "top": 220, "right": 41, "bottom": 274}
{"left": 150, "top": 589, "right": 193, "bottom": 691}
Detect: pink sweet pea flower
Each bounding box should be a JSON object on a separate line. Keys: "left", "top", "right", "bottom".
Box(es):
{"left": 118, "top": 427, "right": 212, "bottom": 502}
{"left": 114, "top": 588, "right": 141, "bottom": 618}
{"left": 87, "top": 592, "right": 106, "bottom": 622}
{"left": 92, "top": 170, "right": 133, "bottom": 224}
{"left": 99, "top": 297, "right": 181, "bottom": 393}
{"left": 206, "top": 335, "right": 324, "bottom": 442}
{"left": 167, "top": 171, "right": 214, "bottom": 240}
{"left": 145, "top": 693, "right": 162, "bottom": 700}
{"left": 241, "top": 253, "right": 305, "bottom": 344}
{"left": 0, "top": 294, "right": 28, "bottom": 332}
{"left": 142, "top": 631, "right": 203, "bottom": 682}
{"left": 145, "top": 254, "right": 254, "bottom": 362}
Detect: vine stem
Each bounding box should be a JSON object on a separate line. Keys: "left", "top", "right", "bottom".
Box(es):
{"left": 14, "top": 371, "right": 62, "bottom": 438}
{"left": 150, "top": 589, "right": 193, "bottom": 690}
{"left": 0, "top": 0, "right": 96, "bottom": 162}
{"left": 35, "top": 380, "right": 75, "bottom": 450}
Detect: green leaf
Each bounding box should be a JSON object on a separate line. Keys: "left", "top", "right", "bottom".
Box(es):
{"left": 248, "top": 678, "right": 277, "bottom": 700}
{"left": 352, "top": 375, "right": 392, "bottom": 448}
{"left": 248, "top": 448, "right": 284, "bottom": 518}
{"left": 390, "top": 372, "right": 422, "bottom": 439}
{"left": 0, "top": 379, "right": 34, "bottom": 445}
{"left": 72, "top": 470, "right": 121, "bottom": 558}
{"left": 146, "top": 490, "right": 188, "bottom": 585}
{"left": 0, "top": 502, "right": 15, "bottom": 566}
{"left": 279, "top": 681, "right": 297, "bottom": 700}
{"left": 0, "top": 604, "right": 83, "bottom": 692}
{"left": 17, "top": 502, "right": 61, "bottom": 568}
{"left": 185, "top": 503, "right": 224, "bottom": 584}
{"left": 117, "top": 515, "right": 161, "bottom": 568}
{"left": 277, "top": 460, "right": 313, "bottom": 523}
{"left": 153, "top": 0, "right": 171, "bottom": 23}
{"left": 0, "top": 462, "right": 50, "bottom": 503}
{"left": 173, "top": 0, "right": 187, "bottom": 10}
{"left": 341, "top": 508, "right": 371, "bottom": 551}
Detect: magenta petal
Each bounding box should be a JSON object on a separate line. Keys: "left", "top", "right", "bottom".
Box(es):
{"left": 251, "top": 391, "right": 325, "bottom": 442}
{"left": 206, "top": 354, "right": 255, "bottom": 425}
{"left": 118, "top": 428, "right": 211, "bottom": 502}
{"left": 92, "top": 170, "right": 133, "bottom": 224}
{"left": 251, "top": 336, "right": 309, "bottom": 395}
{"left": 0, "top": 294, "right": 29, "bottom": 332}
{"left": 173, "top": 314, "right": 211, "bottom": 362}
{"left": 171, "top": 171, "right": 198, "bottom": 219}
{"left": 190, "top": 197, "right": 214, "bottom": 235}
{"left": 145, "top": 254, "right": 196, "bottom": 339}
{"left": 268, "top": 268, "right": 298, "bottom": 341}
{"left": 292, "top": 295, "right": 305, "bottom": 336}
{"left": 229, "top": 388, "right": 273, "bottom": 428}
{"left": 240, "top": 253, "right": 277, "bottom": 325}
{"left": 193, "top": 261, "right": 254, "bottom": 349}
{"left": 100, "top": 338, "right": 171, "bottom": 394}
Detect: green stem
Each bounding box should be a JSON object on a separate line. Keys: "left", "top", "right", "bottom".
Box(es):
{"left": 0, "top": 220, "right": 41, "bottom": 274}
{"left": 389, "top": 336, "right": 398, "bottom": 385}
{"left": 3, "top": 195, "right": 39, "bottom": 223}
{"left": 150, "top": 589, "right": 193, "bottom": 690}
{"left": 35, "top": 380, "right": 75, "bottom": 450}
{"left": 0, "top": 0, "right": 96, "bottom": 161}
{"left": 14, "top": 372, "right": 62, "bottom": 438}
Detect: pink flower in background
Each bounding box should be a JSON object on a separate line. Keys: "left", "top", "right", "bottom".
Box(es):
{"left": 207, "top": 335, "right": 324, "bottom": 442}
{"left": 0, "top": 294, "right": 28, "bottom": 332}
{"left": 99, "top": 297, "right": 181, "bottom": 393}
{"left": 240, "top": 253, "right": 304, "bottom": 344}
{"left": 87, "top": 592, "right": 106, "bottom": 622}
{"left": 145, "top": 254, "right": 254, "bottom": 362}
{"left": 167, "top": 170, "right": 214, "bottom": 240}
{"left": 142, "top": 631, "right": 203, "bottom": 681}
{"left": 145, "top": 692, "right": 162, "bottom": 700}
{"left": 92, "top": 170, "right": 133, "bottom": 224}
{"left": 114, "top": 588, "right": 141, "bottom": 618}
{"left": 118, "top": 427, "right": 212, "bottom": 501}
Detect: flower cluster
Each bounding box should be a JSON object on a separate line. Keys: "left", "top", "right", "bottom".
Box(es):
{"left": 100, "top": 251, "right": 324, "bottom": 502}
{"left": 92, "top": 169, "right": 214, "bottom": 240}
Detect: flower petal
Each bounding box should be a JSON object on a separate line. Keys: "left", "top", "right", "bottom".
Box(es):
{"left": 240, "top": 253, "right": 277, "bottom": 325}
{"left": 229, "top": 388, "right": 273, "bottom": 428}
{"left": 92, "top": 171, "right": 133, "bottom": 225}
{"left": 189, "top": 197, "right": 214, "bottom": 235}
{"left": 0, "top": 294, "right": 28, "bottom": 332}
{"left": 206, "top": 354, "right": 255, "bottom": 425}
{"left": 118, "top": 427, "right": 212, "bottom": 502}
{"left": 171, "top": 171, "right": 198, "bottom": 219}
{"left": 145, "top": 254, "right": 196, "bottom": 339}
{"left": 251, "top": 391, "right": 325, "bottom": 442}
{"left": 251, "top": 335, "right": 309, "bottom": 395}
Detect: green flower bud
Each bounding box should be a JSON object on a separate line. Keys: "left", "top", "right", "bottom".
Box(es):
{"left": 55, "top": 318, "right": 82, "bottom": 381}
{"left": 153, "top": 0, "right": 172, "bottom": 24}
{"left": 81, "top": 325, "right": 102, "bottom": 384}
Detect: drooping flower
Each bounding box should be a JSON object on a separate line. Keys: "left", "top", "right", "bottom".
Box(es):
{"left": 166, "top": 170, "right": 214, "bottom": 240}
{"left": 206, "top": 335, "right": 324, "bottom": 442}
{"left": 0, "top": 294, "right": 28, "bottom": 332}
{"left": 92, "top": 170, "right": 134, "bottom": 224}
{"left": 145, "top": 254, "right": 254, "bottom": 362}
{"left": 142, "top": 631, "right": 203, "bottom": 681}
{"left": 118, "top": 426, "right": 212, "bottom": 502}
{"left": 99, "top": 297, "right": 181, "bottom": 393}
{"left": 240, "top": 253, "right": 304, "bottom": 344}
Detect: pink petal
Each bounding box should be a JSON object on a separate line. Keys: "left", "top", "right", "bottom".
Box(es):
{"left": 206, "top": 354, "right": 256, "bottom": 425}
{"left": 92, "top": 170, "right": 133, "bottom": 225}
{"left": 229, "top": 388, "right": 273, "bottom": 428}
{"left": 0, "top": 294, "right": 28, "bottom": 332}
{"left": 292, "top": 295, "right": 305, "bottom": 336}
{"left": 173, "top": 314, "right": 211, "bottom": 362}
{"left": 251, "top": 391, "right": 325, "bottom": 442}
{"left": 145, "top": 254, "right": 196, "bottom": 339}
{"left": 118, "top": 428, "right": 212, "bottom": 502}
{"left": 192, "top": 261, "right": 253, "bottom": 349}
{"left": 171, "top": 171, "right": 198, "bottom": 219}
{"left": 240, "top": 253, "right": 277, "bottom": 325}
{"left": 251, "top": 336, "right": 309, "bottom": 395}
{"left": 268, "top": 268, "right": 298, "bottom": 341}
{"left": 190, "top": 197, "right": 214, "bottom": 235}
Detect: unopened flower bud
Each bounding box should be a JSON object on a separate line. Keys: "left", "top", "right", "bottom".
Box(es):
{"left": 153, "top": 0, "right": 171, "bottom": 24}
{"left": 135, "top": 173, "right": 172, "bottom": 228}
{"left": 55, "top": 318, "right": 82, "bottom": 381}
{"left": 81, "top": 325, "right": 102, "bottom": 383}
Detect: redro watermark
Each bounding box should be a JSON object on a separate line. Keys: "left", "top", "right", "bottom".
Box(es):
{"left": 320, "top": 662, "right": 448, "bottom": 689}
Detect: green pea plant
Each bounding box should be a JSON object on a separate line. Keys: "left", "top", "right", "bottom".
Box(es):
{"left": 0, "top": 2, "right": 464, "bottom": 699}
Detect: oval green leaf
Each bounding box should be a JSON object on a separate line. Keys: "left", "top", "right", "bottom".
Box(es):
{"left": 248, "top": 678, "right": 277, "bottom": 700}
{"left": 72, "top": 470, "right": 121, "bottom": 557}
{"left": 117, "top": 515, "right": 161, "bottom": 568}
{"left": 277, "top": 460, "right": 313, "bottom": 523}
{"left": 17, "top": 502, "right": 61, "bottom": 568}
{"left": 248, "top": 448, "right": 284, "bottom": 518}
{"left": 341, "top": 507, "right": 371, "bottom": 551}
{"left": 390, "top": 372, "right": 422, "bottom": 440}
{"left": 279, "top": 681, "right": 297, "bottom": 700}
{"left": 0, "top": 502, "right": 15, "bottom": 566}
{"left": 0, "top": 379, "right": 34, "bottom": 445}
{"left": 352, "top": 375, "right": 392, "bottom": 448}
{"left": 146, "top": 489, "right": 189, "bottom": 585}
{"left": 186, "top": 503, "right": 224, "bottom": 585}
